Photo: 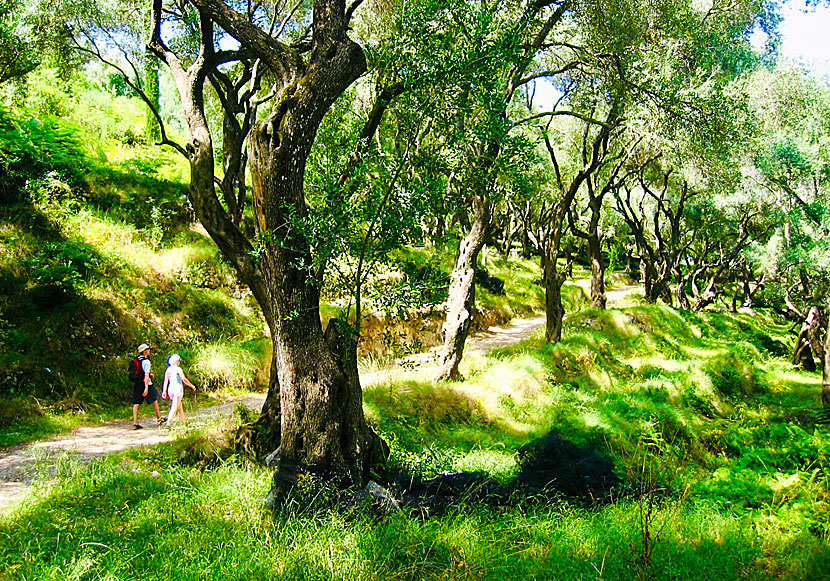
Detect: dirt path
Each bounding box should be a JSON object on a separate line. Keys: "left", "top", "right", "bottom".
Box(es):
{"left": 0, "top": 396, "right": 268, "bottom": 513}
{"left": 0, "top": 283, "right": 640, "bottom": 513}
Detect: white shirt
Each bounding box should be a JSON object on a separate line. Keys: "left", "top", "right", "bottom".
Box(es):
{"left": 141, "top": 359, "right": 152, "bottom": 385}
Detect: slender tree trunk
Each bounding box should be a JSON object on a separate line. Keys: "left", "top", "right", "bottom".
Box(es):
{"left": 641, "top": 260, "right": 655, "bottom": 302}
{"left": 521, "top": 227, "right": 532, "bottom": 259}
{"left": 587, "top": 232, "right": 606, "bottom": 309}
{"left": 220, "top": 105, "right": 247, "bottom": 224}
{"left": 823, "top": 324, "right": 830, "bottom": 410}
{"left": 144, "top": 46, "right": 161, "bottom": 142}
{"left": 434, "top": 193, "right": 490, "bottom": 381}
{"left": 542, "top": 252, "right": 566, "bottom": 341}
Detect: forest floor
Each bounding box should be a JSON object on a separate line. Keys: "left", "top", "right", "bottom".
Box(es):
{"left": 0, "top": 283, "right": 640, "bottom": 513}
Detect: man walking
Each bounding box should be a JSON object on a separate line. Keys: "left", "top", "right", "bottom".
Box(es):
{"left": 131, "top": 343, "right": 164, "bottom": 429}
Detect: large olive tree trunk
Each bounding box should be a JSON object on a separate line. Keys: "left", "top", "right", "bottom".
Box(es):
{"left": 149, "top": 0, "right": 386, "bottom": 492}
{"left": 247, "top": 92, "right": 382, "bottom": 483}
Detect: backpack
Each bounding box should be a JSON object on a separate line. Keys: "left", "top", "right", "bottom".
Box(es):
{"left": 128, "top": 356, "right": 146, "bottom": 383}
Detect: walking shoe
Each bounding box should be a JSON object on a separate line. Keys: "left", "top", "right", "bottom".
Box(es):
{"left": 133, "top": 424, "right": 144, "bottom": 430}
{"left": 158, "top": 418, "right": 166, "bottom": 427}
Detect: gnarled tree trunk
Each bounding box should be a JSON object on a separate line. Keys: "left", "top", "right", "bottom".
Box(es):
{"left": 150, "top": 0, "right": 387, "bottom": 494}
{"left": 793, "top": 306, "right": 821, "bottom": 372}
{"left": 586, "top": 231, "right": 606, "bottom": 309}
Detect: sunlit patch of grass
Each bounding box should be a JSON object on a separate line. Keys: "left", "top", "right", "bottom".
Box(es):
{"left": 450, "top": 446, "right": 518, "bottom": 480}
{"left": 190, "top": 342, "right": 265, "bottom": 391}
{"left": 151, "top": 244, "right": 216, "bottom": 276}
{"left": 0, "top": 401, "right": 80, "bottom": 448}
{"left": 71, "top": 209, "right": 139, "bottom": 256}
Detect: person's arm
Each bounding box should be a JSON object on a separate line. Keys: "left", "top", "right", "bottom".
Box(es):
{"left": 162, "top": 368, "right": 170, "bottom": 399}
{"left": 142, "top": 360, "right": 151, "bottom": 396}
{"left": 181, "top": 370, "right": 196, "bottom": 391}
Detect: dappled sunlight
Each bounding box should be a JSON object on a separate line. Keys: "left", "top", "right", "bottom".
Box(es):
{"left": 74, "top": 211, "right": 137, "bottom": 250}
{"left": 151, "top": 245, "right": 217, "bottom": 277}
{"left": 679, "top": 346, "right": 723, "bottom": 360}
{"left": 192, "top": 343, "right": 262, "bottom": 391}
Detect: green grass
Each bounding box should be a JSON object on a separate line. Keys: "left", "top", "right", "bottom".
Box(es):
{"left": 2, "top": 302, "right": 829, "bottom": 579}
{"left": 0, "top": 400, "right": 79, "bottom": 448}
{"left": 2, "top": 99, "right": 828, "bottom": 580}
{"left": 1, "top": 444, "right": 827, "bottom": 580}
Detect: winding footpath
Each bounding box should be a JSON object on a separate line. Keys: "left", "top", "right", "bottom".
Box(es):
{"left": 0, "top": 284, "right": 640, "bottom": 513}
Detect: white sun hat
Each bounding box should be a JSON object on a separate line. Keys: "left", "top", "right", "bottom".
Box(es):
{"left": 137, "top": 343, "right": 151, "bottom": 353}
{"left": 167, "top": 353, "right": 181, "bottom": 366}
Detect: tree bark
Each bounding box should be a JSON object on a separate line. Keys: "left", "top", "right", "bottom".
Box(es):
{"left": 144, "top": 46, "right": 161, "bottom": 142}
{"left": 434, "top": 192, "right": 490, "bottom": 381}
{"left": 542, "top": 252, "right": 566, "bottom": 341}
{"left": 823, "top": 323, "right": 830, "bottom": 410}
{"left": 793, "top": 306, "right": 820, "bottom": 372}
{"left": 150, "top": 0, "right": 387, "bottom": 491}
{"left": 586, "top": 231, "right": 606, "bottom": 309}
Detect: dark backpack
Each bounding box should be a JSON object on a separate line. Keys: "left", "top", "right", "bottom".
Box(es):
{"left": 128, "top": 356, "right": 146, "bottom": 383}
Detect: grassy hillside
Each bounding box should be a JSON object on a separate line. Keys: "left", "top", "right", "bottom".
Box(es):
{"left": 0, "top": 105, "right": 270, "bottom": 444}
{"left": 1, "top": 301, "right": 827, "bottom": 580}
{"left": 2, "top": 96, "right": 827, "bottom": 580}
{"left": 0, "top": 104, "right": 555, "bottom": 447}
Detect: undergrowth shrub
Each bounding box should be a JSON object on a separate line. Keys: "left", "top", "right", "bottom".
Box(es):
{"left": 190, "top": 342, "right": 264, "bottom": 391}
{"left": 0, "top": 107, "right": 89, "bottom": 200}
{"left": 23, "top": 239, "right": 98, "bottom": 307}
{"left": 704, "top": 348, "right": 763, "bottom": 398}
{"left": 187, "top": 296, "right": 241, "bottom": 337}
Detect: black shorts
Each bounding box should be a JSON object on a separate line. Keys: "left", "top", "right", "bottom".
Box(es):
{"left": 131, "top": 383, "right": 158, "bottom": 405}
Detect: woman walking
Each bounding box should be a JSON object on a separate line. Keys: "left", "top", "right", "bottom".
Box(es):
{"left": 161, "top": 353, "right": 197, "bottom": 425}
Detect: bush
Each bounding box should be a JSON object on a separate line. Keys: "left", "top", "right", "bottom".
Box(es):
{"left": 704, "top": 348, "right": 762, "bottom": 398}
{"left": 0, "top": 107, "right": 90, "bottom": 201}
{"left": 23, "top": 240, "right": 97, "bottom": 308}
{"left": 190, "top": 342, "right": 264, "bottom": 391}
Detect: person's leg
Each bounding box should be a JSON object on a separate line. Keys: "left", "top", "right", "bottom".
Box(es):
{"left": 167, "top": 396, "right": 179, "bottom": 423}
{"left": 152, "top": 400, "right": 161, "bottom": 421}
{"left": 177, "top": 397, "right": 186, "bottom": 423}
{"left": 132, "top": 403, "right": 140, "bottom": 425}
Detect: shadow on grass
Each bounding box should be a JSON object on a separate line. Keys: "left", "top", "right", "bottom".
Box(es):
{"left": 5, "top": 464, "right": 829, "bottom": 581}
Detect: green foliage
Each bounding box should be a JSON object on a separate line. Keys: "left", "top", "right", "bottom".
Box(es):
{"left": 0, "top": 106, "right": 90, "bottom": 199}
{"left": 0, "top": 396, "right": 77, "bottom": 448}
{"left": 190, "top": 341, "right": 267, "bottom": 392}
{"left": 0, "top": 0, "right": 38, "bottom": 85}
{"left": 705, "top": 347, "right": 764, "bottom": 398}
{"left": 364, "top": 259, "right": 449, "bottom": 319}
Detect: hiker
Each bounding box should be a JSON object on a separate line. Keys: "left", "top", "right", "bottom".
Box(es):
{"left": 161, "top": 353, "right": 197, "bottom": 425}
{"left": 130, "top": 343, "right": 163, "bottom": 429}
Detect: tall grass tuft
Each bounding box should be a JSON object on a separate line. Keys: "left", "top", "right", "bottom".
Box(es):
{"left": 190, "top": 341, "right": 265, "bottom": 391}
